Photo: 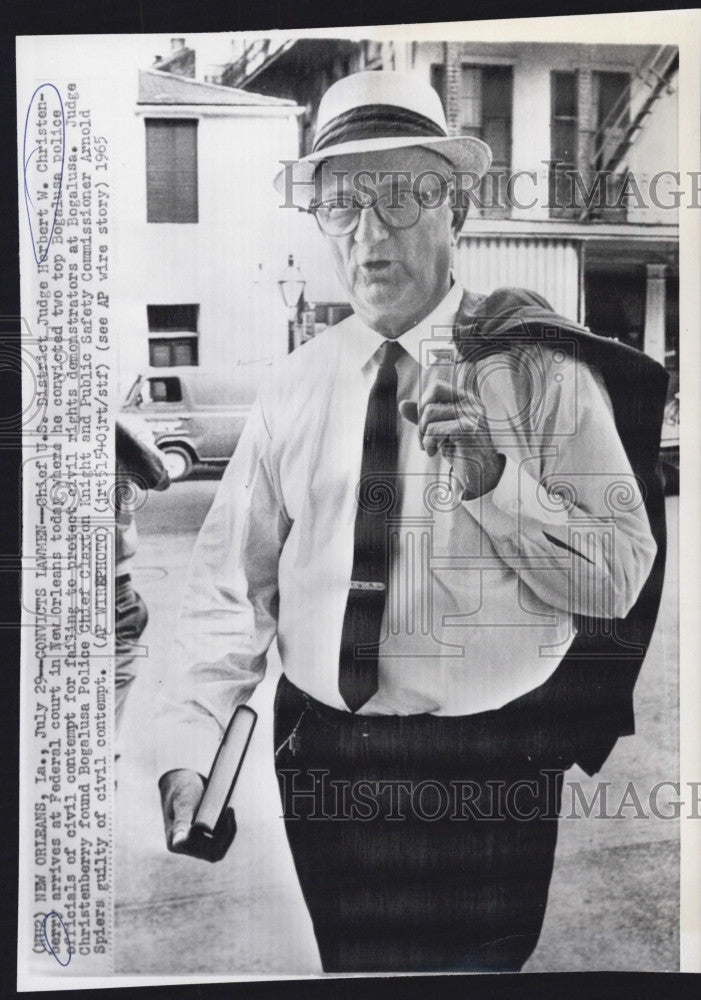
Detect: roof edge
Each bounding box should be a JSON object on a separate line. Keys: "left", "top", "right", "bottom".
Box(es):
{"left": 138, "top": 67, "right": 298, "bottom": 107}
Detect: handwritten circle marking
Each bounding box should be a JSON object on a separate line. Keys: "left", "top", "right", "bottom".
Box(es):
{"left": 41, "top": 911, "right": 72, "bottom": 967}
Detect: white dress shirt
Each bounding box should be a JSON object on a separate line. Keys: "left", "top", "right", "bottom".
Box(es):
{"left": 157, "top": 282, "right": 657, "bottom": 778}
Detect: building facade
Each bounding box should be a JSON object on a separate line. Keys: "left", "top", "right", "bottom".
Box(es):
{"left": 416, "top": 41, "right": 679, "bottom": 379}
{"left": 127, "top": 37, "right": 679, "bottom": 406}
{"left": 115, "top": 46, "right": 304, "bottom": 397}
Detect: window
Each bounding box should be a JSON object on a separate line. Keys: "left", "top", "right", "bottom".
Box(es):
{"left": 549, "top": 70, "right": 631, "bottom": 219}
{"left": 458, "top": 65, "right": 513, "bottom": 217}
{"left": 594, "top": 71, "right": 631, "bottom": 169}
{"left": 145, "top": 119, "right": 198, "bottom": 223}
{"left": 314, "top": 303, "right": 354, "bottom": 333}
{"left": 147, "top": 303, "right": 199, "bottom": 367}
{"left": 550, "top": 71, "right": 578, "bottom": 216}
{"left": 148, "top": 338, "right": 198, "bottom": 367}
{"left": 144, "top": 376, "right": 183, "bottom": 404}
{"left": 147, "top": 304, "right": 199, "bottom": 333}
{"left": 320, "top": 303, "right": 354, "bottom": 326}
{"left": 458, "top": 65, "right": 512, "bottom": 167}
{"left": 593, "top": 72, "right": 630, "bottom": 220}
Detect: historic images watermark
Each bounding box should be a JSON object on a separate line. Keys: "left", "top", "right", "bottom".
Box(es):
{"left": 278, "top": 770, "right": 700, "bottom": 823}
{"left": 278, "top": 162, "right": 701, "bottom": 213}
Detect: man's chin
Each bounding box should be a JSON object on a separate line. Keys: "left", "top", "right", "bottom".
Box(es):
{"left": 353, "top": 288, "right": 410, "bottom": 323}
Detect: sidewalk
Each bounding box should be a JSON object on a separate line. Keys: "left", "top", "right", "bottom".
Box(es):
{"left": 113, "top": 484, "right": 679, "bottom": 974}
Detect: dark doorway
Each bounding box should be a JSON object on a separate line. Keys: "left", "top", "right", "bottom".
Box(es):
{"left": 584, "top": 267, "right": 646, "bottom": 351}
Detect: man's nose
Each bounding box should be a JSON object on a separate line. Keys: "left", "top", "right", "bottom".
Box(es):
{"left": 354, "top": 203, "right": 390, "bottom": 244}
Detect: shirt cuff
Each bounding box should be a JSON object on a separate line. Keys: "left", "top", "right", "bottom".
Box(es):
{"left": 156, "top": 718, "right": 223, "bottom": 783}
{"left": 461, "top": 454, "right": 570, "bottom": 539}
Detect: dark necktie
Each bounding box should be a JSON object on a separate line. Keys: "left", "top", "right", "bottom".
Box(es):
{"left": 339, "top": 339, "right": 404, "bottom": 712}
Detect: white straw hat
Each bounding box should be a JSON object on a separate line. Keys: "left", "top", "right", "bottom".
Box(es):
{"left": 274, "top": 70, "right": 492, "bottom": 208}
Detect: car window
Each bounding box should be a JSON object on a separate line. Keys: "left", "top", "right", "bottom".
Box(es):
{"left": 145, "top": 377, "right": 183, "bottom": 404}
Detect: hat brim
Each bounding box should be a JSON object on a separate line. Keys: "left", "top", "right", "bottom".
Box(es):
{"left": 273, "top": 134, "right": 492, "bottom": 209}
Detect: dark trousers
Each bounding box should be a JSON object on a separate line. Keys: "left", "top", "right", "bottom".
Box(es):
{"left": 274, "top": 674, "right": 566, "bottom": 974}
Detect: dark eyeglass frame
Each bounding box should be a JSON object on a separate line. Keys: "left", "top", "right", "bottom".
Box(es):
{"left": 304, "top": 178, "right": 454, "bottom": 237}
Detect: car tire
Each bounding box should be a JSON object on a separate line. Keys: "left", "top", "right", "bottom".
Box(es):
{"left": 160, "top": 445, "right": 193, "bottom": 482}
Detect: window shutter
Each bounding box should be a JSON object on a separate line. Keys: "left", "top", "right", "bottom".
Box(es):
{"left": 146, "top": 119, "right": 198, "bottom": 223}
{"left": 459, "top": 67, "right": 482, "bottom": 134}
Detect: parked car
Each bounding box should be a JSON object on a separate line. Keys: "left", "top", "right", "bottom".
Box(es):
{"left": 120, "top": 367, "right": 260, "bottom": 481}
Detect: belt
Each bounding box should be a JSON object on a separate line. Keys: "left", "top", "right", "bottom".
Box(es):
{"left": 279, "top": 673, "right": 482, "bottom": 740}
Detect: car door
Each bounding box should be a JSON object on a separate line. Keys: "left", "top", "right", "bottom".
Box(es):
{"left": 184, "top": 371, "right": 258, "bottom": 461}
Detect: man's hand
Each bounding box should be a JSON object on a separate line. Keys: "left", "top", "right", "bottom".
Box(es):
{"left": 159, "top": 768, "right": 204, "bottom": 851}
{"left": 399, "top": 370, "right": 505, "bottom": 500}
{"left": 158, "top": 768, "right": 237, "bottom": 863}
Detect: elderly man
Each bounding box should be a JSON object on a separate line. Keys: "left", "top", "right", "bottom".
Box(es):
{"left": 157, "top": 71, "right": 664, "bottom": 973}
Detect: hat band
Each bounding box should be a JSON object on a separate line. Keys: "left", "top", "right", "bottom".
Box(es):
{"left": 312, "top": 104, "right": 447, "bottom": 154}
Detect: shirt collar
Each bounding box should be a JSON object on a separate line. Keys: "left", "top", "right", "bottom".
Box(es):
{"left": 340, "top": 281, "right": 465, "bottom": 371}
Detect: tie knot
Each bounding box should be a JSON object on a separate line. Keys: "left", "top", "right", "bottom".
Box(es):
{"left": 376, "top": 340, "right": 404, "bottom": 369}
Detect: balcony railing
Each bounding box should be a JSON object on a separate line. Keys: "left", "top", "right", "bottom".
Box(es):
{"left": 550, "top": 166, "right": 629, "bottom": 222}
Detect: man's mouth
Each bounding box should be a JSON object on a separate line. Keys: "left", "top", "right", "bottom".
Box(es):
{"left": 360, "top": 260, "right": 394, "bottom": 276}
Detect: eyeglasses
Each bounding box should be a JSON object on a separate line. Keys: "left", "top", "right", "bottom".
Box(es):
{"left": 306, "top": 179, "right": 453, "bottom": 237}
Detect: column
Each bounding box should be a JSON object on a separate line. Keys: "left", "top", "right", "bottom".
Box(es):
{"left": 644, "top": 263, "right": 667, "bottom": 365}
{"left": 445, "top": 43, "right": 462, "bottom": 136}
{"left": 576, "top": 67, "right": 597, "bottom": 212}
